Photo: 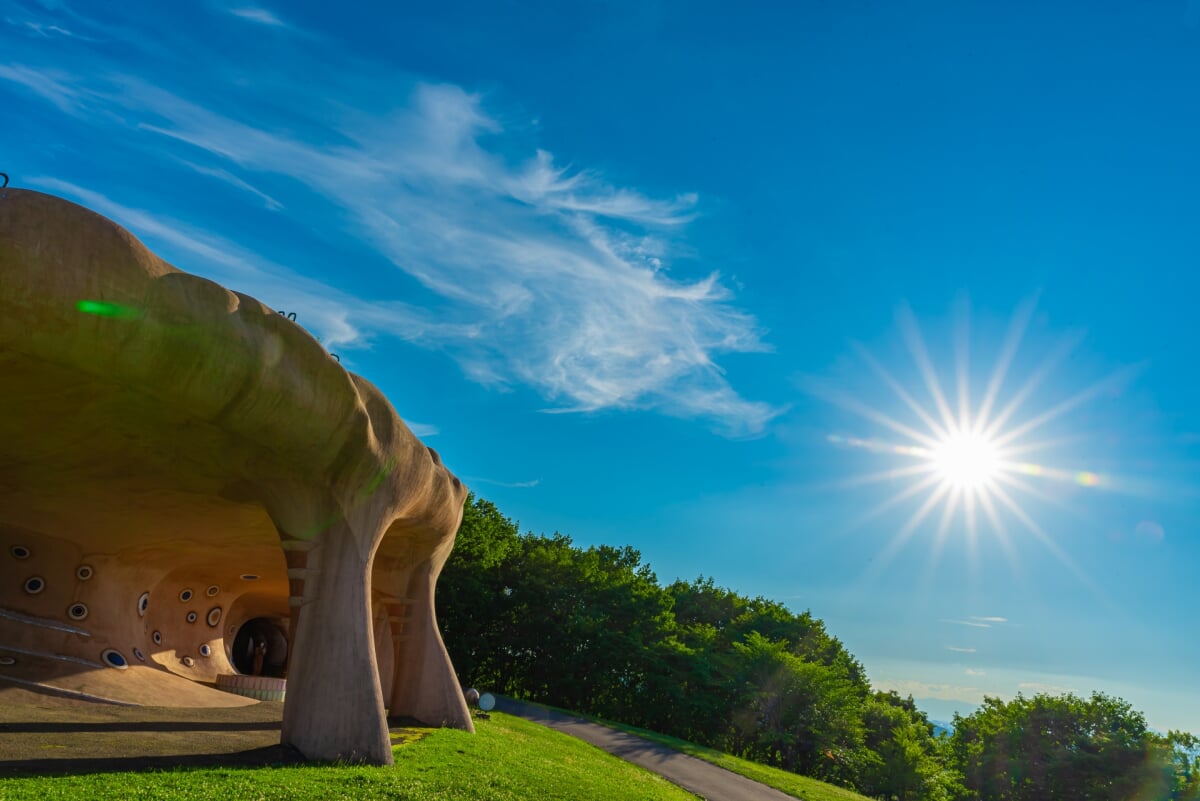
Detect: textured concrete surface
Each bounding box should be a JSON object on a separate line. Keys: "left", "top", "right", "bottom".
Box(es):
{"left": 0, "top": 189, "right": 472, "bottom": 764}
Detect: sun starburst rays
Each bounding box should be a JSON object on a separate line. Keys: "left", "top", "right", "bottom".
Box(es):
{"left": 823, "top": 301, "right": 1124, "bottom": 583}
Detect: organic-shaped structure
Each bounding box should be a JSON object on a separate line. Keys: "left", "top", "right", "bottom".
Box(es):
{"left": 0, "top": 189, "right": 472, "bottom": 764}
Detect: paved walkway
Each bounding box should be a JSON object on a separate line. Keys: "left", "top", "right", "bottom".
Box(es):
{"left": 494, "top": 697, "right": 798, "bottom": 801}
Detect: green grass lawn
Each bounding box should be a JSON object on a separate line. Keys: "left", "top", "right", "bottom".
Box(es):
{"left": 0, "top": 712, "right": 698, "bottom": 801}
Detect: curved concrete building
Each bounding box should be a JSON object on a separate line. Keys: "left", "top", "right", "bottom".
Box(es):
{"left": 0, "top": 189, "right": 472, "bottom": 764}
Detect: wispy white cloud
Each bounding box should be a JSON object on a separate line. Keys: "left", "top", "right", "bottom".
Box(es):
{"left": 11, "top": 18, "right": 88, "bottom": 38}
{"left": 965, "top": 668, "right": 986, "bottom": 676}
{"left": 879, "top": 678, "right": 1074, "bottom": 705}
{"left": 508, "top": 150, "right": 699, "bottom": 225}
{"left": 466, "top": 477, "right": 542, "bottom": 489}
{"left": 405, "top": 421, "right": 439, "bottom": 438}
{"left": 229, "top": 6, "right": 284, "bottom": 26}
{"left": 178, "top": 161, "right": 282, "bottom": 210}
{"left": 874, "top": 679, "right": 984, "bottom": 704}
{"left": 5, "top": 1, "right": 177, "bottom": 58}
{"left": 1018, "top": 681, "right": 1078, "bottom": 695}
{"left": 2, "top": 48, "right": 777, "bottom": 434}
{"left": 946, "top": 646, "right": 977, "bottom": 653}
{"left": 0, "top": 63, "right": 82, "bottom": 114}
{"left": 941, "top": 616, "right": 1008, "bottom": 628}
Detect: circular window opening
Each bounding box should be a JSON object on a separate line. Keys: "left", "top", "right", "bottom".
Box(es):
{"left": 240, "top": 574, "right": 259, "bottom": 581}
{"left": 231, "top": 617, "right": 289, "bottom": 677}
{"left": 186, "top": 611, "right": 198, "bottom": 624}
{"left": 179, "top": 589, "right": 193, "bottom": 602}
{"left": 101, "top": 649, "right": 128, "bottom": 669}
{"left": 68, "top": 603, "right": 88, "bottom": 620}
{"left": 24, "top": 576, "right": 45, "bottom": 595}
{"left": 206, "top": 607, "right": 222, "bottom": 627}
{"left": 0, "top": 656, "right": 14, "bottom": 666}
{"left": 206, "top": 585, "right": 220, "bottom": 597}
{"left": 76, "top": 565, "right": 94, "bottom": 581}
{"left": 181, "top": 656, "right": 195, "bottom": 667}
{"left": 199, "top": 644, "right": 212, "bottom": 657}
{"left": 10, "top": 545, "right": 30, "bottom": 560}
{"left": 152, "top": 631, "right": 162, "bottom": 645}
{"left": 133, "top": 647, "right": 145, "bottom": 662}
{"left": 137, "top": 591, "right": 149, "bottom": 617}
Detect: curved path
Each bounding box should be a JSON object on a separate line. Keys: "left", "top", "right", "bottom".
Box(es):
{"left": 495, "top": 697, "right": 798, "bottom": 801}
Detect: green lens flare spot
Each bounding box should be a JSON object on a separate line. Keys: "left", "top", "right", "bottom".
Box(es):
{"left": 76, "top": 300, "right": 143, "bottom": 320}
{"left": 361, "top": 457, "right": 398, "bottom": 498}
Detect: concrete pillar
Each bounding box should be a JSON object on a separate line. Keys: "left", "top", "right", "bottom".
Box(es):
{"left": 385, "top": 553, "right": 473, "bottom": 732}
{"left": 280, "top": 515, "right": 392, "bottom": 764}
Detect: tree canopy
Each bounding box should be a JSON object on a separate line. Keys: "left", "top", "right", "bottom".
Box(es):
{"left": 949, "top": 693, "right": 1200, "bottom": 801}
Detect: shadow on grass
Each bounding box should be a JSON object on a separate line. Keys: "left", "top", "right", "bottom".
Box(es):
{"left": 0, "top": 721, "right": 281, "bottom": 734}
{"left": 0, "top": 743, "right": 306, "bottom": 777}
{"left": 0, "top": 716, "right": 430, "bottom": 777}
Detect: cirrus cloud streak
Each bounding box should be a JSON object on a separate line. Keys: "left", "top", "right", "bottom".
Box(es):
{"left": 1, "top": 4, "right": 777, "bottom": 435}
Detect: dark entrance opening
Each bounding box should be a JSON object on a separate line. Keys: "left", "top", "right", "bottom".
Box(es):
{"left": 231, "top": 617, "right": 289, "bottom": 677}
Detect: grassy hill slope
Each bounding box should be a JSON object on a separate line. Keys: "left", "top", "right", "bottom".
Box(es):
{"left": 595, "top": 717, "right": 874, "bottom": 801}
{"left": 0, "top": 712, "right": 697, "bottom": 801}
{"left": 521, "top": 699, "right": 872, "bottom": 801}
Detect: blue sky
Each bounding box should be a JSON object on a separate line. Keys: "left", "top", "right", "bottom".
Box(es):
{"left": 4, "top": 0, "right": 1199, "bottom": 731}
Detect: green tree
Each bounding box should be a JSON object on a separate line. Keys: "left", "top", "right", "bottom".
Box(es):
{"left": 948, "top": 691, "right": 1172, "bottom": 801}
{"left": 729, "top": 632, "right": 868, "bottom": 785}
{"left": 860, "top": 691, "right": 956, "bottom": 801}
{"left": 436, "top": 493, "right": 522, "bottom": 688}
{"left": 1156, "top": 730, "right": 1200, "bottom": 801}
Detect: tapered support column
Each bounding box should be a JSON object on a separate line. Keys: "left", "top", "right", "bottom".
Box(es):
{"left": 388, "top": 558, "right": 473, "bottom": 731}
{"left": 280, "top": 517, "right": 393, "bottom": 764}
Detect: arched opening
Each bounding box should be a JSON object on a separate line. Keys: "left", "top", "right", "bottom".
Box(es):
{"left": 231, "top": 617, "right": 289, "bottom": 677}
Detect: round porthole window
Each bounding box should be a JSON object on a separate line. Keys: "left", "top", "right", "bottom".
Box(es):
{"left": 76, "top": 565, "right": 94, "bottom": 581}
{"left": 24, "top": 576, "right": 45, "bottom": 595}
{"left": 199, "top": 644, "right": 211, "bottom": 657}
{"left": 133, "top": 647, "right": 145, "bottom": 662}
{"left": 152, "top": 630, "right": 162, "bottom": 645}
{"left": 240, "top": 574, "right": 259, "bottom": 581}
{"left": 206, "top": 585, "right": 220, "bottom": 597}
{"left": 181, "top": 656, "right": 195, "bottom": 667}
{"left": 179, "top": 589, "right": 193, "bottom": 602}
{"left": 137, "top": 591, "right": 149, "bottom": 617}
{"left": 10, "top": 545, "right": 30, "bottom": 560}
{"left": 67, "top": 603, "right": 89, "bottom": 620}
{"left": 0, "top": 656, "right": 14, "bottom": 666}
{"left": 101, "top": 649, "right": 128, "bottom": 670}
{"left": 206, "top": 607, "right": 222, "bottom": 627}
{"left": 186, "top": 611, "right": 198, "bottom": 624}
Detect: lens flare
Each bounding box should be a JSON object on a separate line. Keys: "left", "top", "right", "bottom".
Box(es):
{"left": 815, "top": 298, "right": 1125, "bottom": 584}
{"left": 76, "top": 299, "right": 143, "bottom": 320}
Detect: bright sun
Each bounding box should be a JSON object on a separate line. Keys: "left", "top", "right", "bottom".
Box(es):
{"left": 929, "top": 430, "right": 1000, "bottom": 490}
{"left": 815, "top": 299, "right": 1118, "bottom": 581}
